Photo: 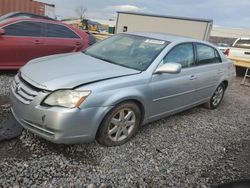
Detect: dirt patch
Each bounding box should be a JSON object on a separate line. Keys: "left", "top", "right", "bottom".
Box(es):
{"left": 206, "top": 139, "right": 250, "bottom": 186}
{"left": 0, "top": 139, "right": 31, "bottom": 161}
{"left": 0, "top": 96, "right": 10, "bottom": 106}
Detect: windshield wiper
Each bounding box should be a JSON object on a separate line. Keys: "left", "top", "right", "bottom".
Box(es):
{"left": 84, "top": 51, "right": 118, "bottom": 65}
{"left": 83, "top": 51, "right": 141, "bottom": 71}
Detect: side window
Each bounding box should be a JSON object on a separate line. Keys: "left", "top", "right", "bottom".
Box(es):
{"left": 163, "top": 43, "right": 194, "bottom": 68}
{"left": 196, "top": 44, "right": 221, "bottom": 65}
{"left": 4, "top": 21, "right": 43, "bottom": 37}
{"left": 46, "top": 23, "right": 80, "bottom": 39}
{"left": 234, "top": 39, "right": 250, "bottom": 49}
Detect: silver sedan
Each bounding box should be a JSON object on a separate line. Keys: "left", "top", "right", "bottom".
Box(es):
{"left": 10, "top": 32, "right": 235, "bottom": 146}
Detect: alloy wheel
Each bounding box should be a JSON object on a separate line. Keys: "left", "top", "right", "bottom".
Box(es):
{"left": 212, "top": 85, "right": 224, "bottom": 106}
{"left": 108, "top": 108, "right": 136, "bottom": 142}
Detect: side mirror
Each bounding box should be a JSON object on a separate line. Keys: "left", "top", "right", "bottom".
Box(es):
{"left": 155, "top": 62, "right": 182, "bottom": 74}
{"left": 0, "top": 28, "right": 5, "bottom": 36}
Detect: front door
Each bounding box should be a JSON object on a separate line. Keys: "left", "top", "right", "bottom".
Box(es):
{"left": 149, "top": 43, "right": 198, "bottom": 119}
{"left": 0, "top": 21, "right": 45, "bottom": 69}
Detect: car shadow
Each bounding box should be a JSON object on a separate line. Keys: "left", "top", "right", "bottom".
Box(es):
{"left": 0, "top": 139, "right": 32, "bottom": 161}
{"left": 47, "top": 142, "right": 100, "bottom": 165}
{"left": 0, "top": 70, "right": 17, "bottom": 75}
{"left": 213, "top": 180, "right": 250, "bottom": 188}
{"left": 140, "top": 105, "right": 205, "bottom": 131}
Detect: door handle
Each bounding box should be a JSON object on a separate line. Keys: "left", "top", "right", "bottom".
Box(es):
{"left": 218, "top": 70, "right": 223, "bottom": 75}
{"left": 75, "top": 42, "right": 81, "bottom": 46}
{"left": 244, "top": 52, "right": 250, "bottom": 55}
{"left": 34, "top": 40, "right": 41, "bottom": 45}
{"left": 189, "top": 75, "right": 197, "bottom": 80}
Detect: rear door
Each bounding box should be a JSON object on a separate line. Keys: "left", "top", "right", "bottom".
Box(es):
{"left": 43, "top": 23, "right": 83, "bottom": 55}
{"left": 192, "top": 43, "right": 223, "bottom": 101}
{"left": 0, "top": 21, "right": 45, "bottom": 68}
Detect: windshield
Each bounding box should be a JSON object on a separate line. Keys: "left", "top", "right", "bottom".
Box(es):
{"left": 84, "top": 34, "right": 168, "bottom": 71}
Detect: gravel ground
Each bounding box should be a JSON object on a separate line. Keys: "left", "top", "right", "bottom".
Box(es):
{"left": 0, "top": 72, "right": 15, "bottom": 96}
{"left": 0, "top": 73, "right": 250, "bottom": 188}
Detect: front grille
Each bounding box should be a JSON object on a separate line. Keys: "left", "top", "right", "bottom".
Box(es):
{"left": 11, "top": 74, "right": 41, "bottom": 104}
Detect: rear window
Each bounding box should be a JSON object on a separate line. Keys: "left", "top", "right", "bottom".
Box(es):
{"left": 234, "top": 39, "right": 250, "bottom": 49}
{"left": 46, "top": 23, "right": 80, "bottom": 39}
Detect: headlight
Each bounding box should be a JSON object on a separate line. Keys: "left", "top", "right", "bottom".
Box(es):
{"left": 43, "top": 90, "right": 91, "bottom": 108}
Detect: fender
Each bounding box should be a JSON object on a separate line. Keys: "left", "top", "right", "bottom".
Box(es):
{"left": 100, "top": 88, "right": 149, "bottom": 121}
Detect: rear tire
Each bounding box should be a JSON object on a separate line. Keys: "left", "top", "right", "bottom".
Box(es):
{"left": 96, "top": 102, "right": 141, "bottom": 146}
{"left": 204, "top": 83, "right": 225, "bottom": 109}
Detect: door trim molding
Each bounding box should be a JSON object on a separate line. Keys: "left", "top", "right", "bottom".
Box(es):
{"left": 153, "top": 83, "right": 216, "bottom": 102}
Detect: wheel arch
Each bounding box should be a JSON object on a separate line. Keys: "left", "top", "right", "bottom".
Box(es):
{"left": 221, "top": 80, "right": 228, "bottom": 89}
{"left": 114, "top": 99, "right": 145, "bottom": 124}
{"left": 95, "top": 97, "right": 146, "bottom": 140}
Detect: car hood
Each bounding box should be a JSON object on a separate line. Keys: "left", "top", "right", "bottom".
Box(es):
{"left": 20, "top": 52, "right": 140, "bottom": 91}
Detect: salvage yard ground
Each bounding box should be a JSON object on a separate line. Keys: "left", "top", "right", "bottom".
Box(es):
{"left": 0, "top": 73, "right": 250, "bottom": 187}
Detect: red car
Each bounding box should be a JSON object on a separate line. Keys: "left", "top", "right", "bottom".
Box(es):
{"left": 0, "top": 18, "right": 90, "bottom": 69}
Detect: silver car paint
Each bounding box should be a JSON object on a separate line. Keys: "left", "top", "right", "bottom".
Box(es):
{"left": 20, "top": 52, "right": 140, "bottom": 91}
{"left": 11, "top": 32, "right": 235, "bottom": 144}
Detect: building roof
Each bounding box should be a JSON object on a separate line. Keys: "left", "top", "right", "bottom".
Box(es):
{"left": 211, "top": 26, "right": 250, "bottom": 38}
{"left": 117, "top": 11, "right": 213, "bottom": 23}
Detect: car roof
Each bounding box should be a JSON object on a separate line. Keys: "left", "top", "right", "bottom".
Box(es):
{"left": 0, "top": 12, "right": 55, "bottom": 21}
{"left": 126, "top": 31, "right": 208, "bottom": 44}
{"left": 238, "top": 37, "right": 250, "bottom": 40}
{"left": 0, "top": 17, "right": 76, "bottom": 29}
{"left": 0, "top": 17, "right": 88, "bottom": 38}
{"left": 1, "top": 17, "right": 60, "bottom": 25}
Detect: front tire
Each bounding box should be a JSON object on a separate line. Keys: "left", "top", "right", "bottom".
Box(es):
{"left": 96, "top": 102, "right": 141, "bottom": 146}
{"left": 205, "top": 83, "right": 225, "bottom": 109}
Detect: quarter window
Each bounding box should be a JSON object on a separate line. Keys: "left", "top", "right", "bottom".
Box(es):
{"left": 46, "top": 23, "right": 79, "bottom": 39}
{"left": 196, "top": 44, "right": 221, "bottom": 65}
{"left": 4, "top": 21, "right": 43, "bottom": 37}
{"left": 163, "top": 43, "right": 194, "bottom": 68}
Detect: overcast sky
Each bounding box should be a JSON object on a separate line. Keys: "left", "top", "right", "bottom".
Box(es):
{"left": 39, "top": 0, "right": 250, "bottom": 28}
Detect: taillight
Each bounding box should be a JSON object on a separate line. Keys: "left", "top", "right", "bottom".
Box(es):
{"left": 224, "top": 48, "right": 230, "bottom": 56}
